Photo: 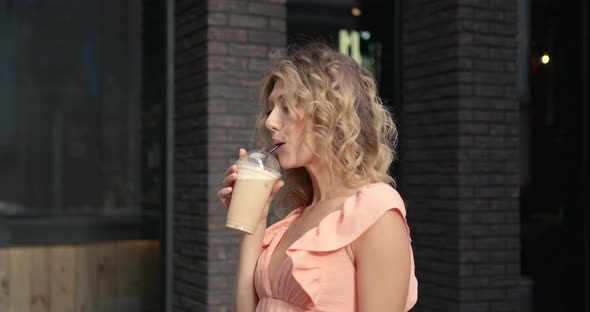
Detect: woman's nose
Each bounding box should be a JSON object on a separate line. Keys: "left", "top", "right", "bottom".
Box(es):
{"left": 265, "top": 110, "right": 280, "bottom": 132}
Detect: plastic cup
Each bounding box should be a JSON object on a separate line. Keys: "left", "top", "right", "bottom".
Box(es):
{"left": 225, "top": 151, "right": 281, "bottom": 234}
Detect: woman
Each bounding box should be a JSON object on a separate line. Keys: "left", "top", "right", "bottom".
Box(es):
{"left": 218, "top": 43, "right": 418, "bottom": 312}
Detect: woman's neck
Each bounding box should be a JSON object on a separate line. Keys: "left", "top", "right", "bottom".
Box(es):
{"left": 305, "top": 161, "right": 358, "bottom": 206}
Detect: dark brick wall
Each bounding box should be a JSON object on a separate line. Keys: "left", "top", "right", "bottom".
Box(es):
{"left": 174, "top": 0, "right": 208, "bottom": 311}
{"left": 401, "top": 0, "right": 521, "bottom": 311}
{"left": 174, "top": 0, "right": 286, "bottom": 311}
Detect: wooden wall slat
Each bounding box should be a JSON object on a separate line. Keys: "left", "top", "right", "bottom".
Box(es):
{"left": 0, "top": 248, "right": 10, "bottom": 311}
{"left": 74, "top": 244, "right": 97, "bottom": 312}
{"left": 96, "top": 244, "right": 116, "bottom": 312}
{"left": 50, "top": 246, "right": 75, "bottom": 312}
{"left": 115, "top": 241, "right": 142, "bottom": 312}
{"left": 146, "top": 242, "right": 161, "bottom": 310}
{"left": 10, "top": 247, "right": 31, "bottom": 312}
{"left": 31, "top": 247, "right": 50, "bottom": 312}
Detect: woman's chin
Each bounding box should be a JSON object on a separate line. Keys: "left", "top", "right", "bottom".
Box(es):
{"left": 279, "top": 163, "right": 292, "bottom": 170}
{"left": 278, "top": 159, "right": 294, "bottom": 170}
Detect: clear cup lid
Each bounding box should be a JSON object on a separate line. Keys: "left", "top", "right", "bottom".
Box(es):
{"left": 236, "top": 151, "right": 281, "bottom": 177}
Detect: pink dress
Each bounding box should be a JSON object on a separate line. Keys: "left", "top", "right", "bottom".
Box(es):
{"left": 254, "top": 183, "right": 418, "bottom": 311}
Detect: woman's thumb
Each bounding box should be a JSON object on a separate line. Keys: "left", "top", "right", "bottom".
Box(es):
{"left": 269, "top": 180, "right": 284, "bottom": 200}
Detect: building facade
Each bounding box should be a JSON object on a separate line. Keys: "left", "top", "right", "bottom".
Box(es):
{"left": 173, "top": 0, "right": 589, "bottom": 311}
{"left": 1, "top": 0, "right": 588, "bottom": 312}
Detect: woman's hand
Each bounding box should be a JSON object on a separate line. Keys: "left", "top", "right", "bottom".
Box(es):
{"left": 218, "top": 148, "right": 248, "bottom": 209}
{"left": 218, "top": 148, "right": 284, "bottom": 212}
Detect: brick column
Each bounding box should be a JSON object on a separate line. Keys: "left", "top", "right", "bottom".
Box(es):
{"left": 400, "top": 0, "right": 521, "bottom": 311}
{"left": 173, "top": 0, "right": 286, "bottom": 311}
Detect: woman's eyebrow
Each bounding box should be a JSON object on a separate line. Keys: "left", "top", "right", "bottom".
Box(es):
{"left": 267, "top": 94, "right": 284, "bottom": 107}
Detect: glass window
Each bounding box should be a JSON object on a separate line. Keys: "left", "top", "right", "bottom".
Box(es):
{"left": 0, "top": 0, "right": 166, "bottom": 243}
{"left": 0, "top": 1, "right": 165, "bottom": 311}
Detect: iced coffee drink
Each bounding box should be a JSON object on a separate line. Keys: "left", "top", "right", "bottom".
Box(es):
{"left": 226, "top": 151, "right": 281, "bottom": 234}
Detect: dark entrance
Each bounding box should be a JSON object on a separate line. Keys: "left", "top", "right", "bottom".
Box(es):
{"left": 520, "top": 0, "right": 590, "bottom": 311}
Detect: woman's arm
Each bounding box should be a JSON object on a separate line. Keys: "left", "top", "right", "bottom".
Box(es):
{"left": 353, "top": 209, "right": 411, "bottom": 312}
{"left": 234, "top": 220, "right": 266, "bottom": 312}
{"left": 219, "top": 149, "right": 284, "bottom": 312}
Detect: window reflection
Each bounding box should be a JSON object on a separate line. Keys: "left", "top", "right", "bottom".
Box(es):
{"left": 0, "top": 1, "right": 164, "bottom": 219}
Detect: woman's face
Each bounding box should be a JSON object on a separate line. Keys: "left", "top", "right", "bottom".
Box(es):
{"left": 265, "top": 79, "right": 315, "bottom": 169}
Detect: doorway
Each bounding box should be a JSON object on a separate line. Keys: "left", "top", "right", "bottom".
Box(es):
{"left": 520, "top": 0, "right": 589, "bottom": 311}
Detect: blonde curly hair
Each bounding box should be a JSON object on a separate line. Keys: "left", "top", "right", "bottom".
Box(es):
{"left": 255, "top": 43, "right": 398, "bottom": 216}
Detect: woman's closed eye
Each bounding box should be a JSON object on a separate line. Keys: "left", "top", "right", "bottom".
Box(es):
{"left": 265, "top": 104, "right": 288, "bottom": 116}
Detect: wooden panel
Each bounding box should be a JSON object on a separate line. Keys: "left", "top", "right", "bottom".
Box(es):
{"left": 145, "top": 242, "right": 161, "bottom": 310}
{"left": 0, "top": 241, "right": 160, "bottom": 312}
{"left": 0, "top": 248, "right": 10, "bottom": 311}
{"left": 9, "top": 247, "right": 31, "bottom": 312}
{"left": 74, "top": 244, "right": 97, "bottom": 312}
{"left": 49, "top": 246, "right": 75, "bottom": 312}
{"left": 30, "top": 247, "right": 50, "bottom": 312}
{"left": 115, "top": 241, "right": 142, "bottom": 312}
{"left": 96, "top": 244, "right": 116, "bottom": 312}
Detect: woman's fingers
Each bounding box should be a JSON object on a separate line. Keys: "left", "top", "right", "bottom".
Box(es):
{"left": 218, "top": 148, "right": 248, "bottom": 209}
{"left": 224, "top": 164, "right": 237, "bottom": 176}
{"left": 219, "top": 186, "right": 233, "bottom": 197}
{"left": 218, "top": 185, "right": 233, "bottom": 209}
{"left": 222, "top": 172, "right": 238, "bottom": 188}
{"left": 222, "top": 149, "right": 247, "bottom": 189}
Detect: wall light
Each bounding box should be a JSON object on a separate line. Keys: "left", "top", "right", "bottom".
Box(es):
{"left": 351, "top": 7, "right": 362, "bottom": 16}
{"left": 541, "top": 53, "right": 550, "bottom": 64}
